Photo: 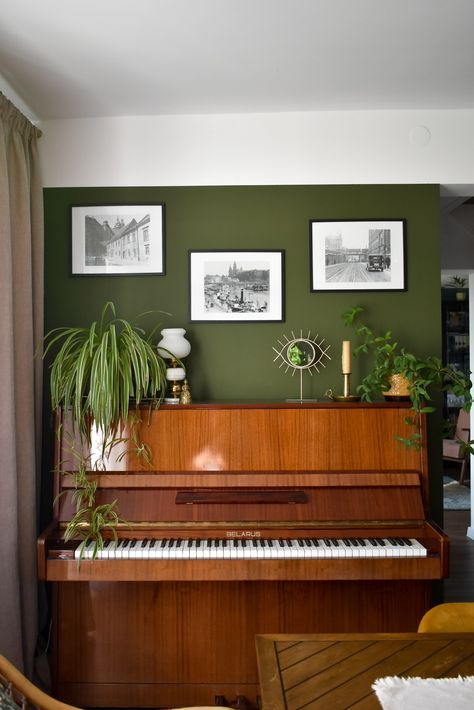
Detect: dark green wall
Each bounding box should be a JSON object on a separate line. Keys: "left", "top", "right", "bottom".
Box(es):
{"left": 43, "top": 184, "right": 443, "bottom": 517}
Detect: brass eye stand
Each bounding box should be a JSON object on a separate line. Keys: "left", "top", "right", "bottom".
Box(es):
{"left": 332, "top": 373, "right": 361, "bottom": 402}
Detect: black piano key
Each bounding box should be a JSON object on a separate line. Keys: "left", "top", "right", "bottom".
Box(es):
{"left": 141, "top": 538, "right": 148, "bottom": 547}
{"left": 150, "top": 539, "right": 156, "bottom": 548}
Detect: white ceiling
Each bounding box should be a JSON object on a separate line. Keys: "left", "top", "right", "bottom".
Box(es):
{"left": 1, "top": 0, "right": 474, "bottom": 121}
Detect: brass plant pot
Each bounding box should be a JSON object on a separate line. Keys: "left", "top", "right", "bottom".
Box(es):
{"left": 383, "top": 373, "right": 411, "bottom": 401}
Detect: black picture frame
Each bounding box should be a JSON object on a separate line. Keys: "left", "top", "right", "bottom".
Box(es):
{"left": 189, "top": 249, "right": 285, "bottom": 322}
{"left": 310, "top": 219, "right": 406, "bottom": 292}
{"left": 71, "top": 203, "right": 165, "bottom": 275}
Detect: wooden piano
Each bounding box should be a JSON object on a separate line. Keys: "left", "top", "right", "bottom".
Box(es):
{"left": 38, "top": 402, "right": 448, "bottom": 709}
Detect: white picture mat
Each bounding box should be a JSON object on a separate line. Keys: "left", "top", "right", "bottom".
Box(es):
{"left": 189, "top": 250, "right": 284, "bottom": 322}
{"left": 311, "top": 219, "right": 405, "bottom": 291}
{"left": 71, "top": 204, "right": 164, "bottom": 275}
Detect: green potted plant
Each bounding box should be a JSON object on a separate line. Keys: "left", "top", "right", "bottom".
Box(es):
{"left": 342, "top": 305, "right": 472, "bottom": 448}
{"left": 448, "top": 275, "right": 468, "bottom": 301}
{"left": 43, "top": 301, "right": 172, "bottom": 557}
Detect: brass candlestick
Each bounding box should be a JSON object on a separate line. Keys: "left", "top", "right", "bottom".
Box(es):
{"left": 332, "top": 372, "right": 361, "bottom": 402}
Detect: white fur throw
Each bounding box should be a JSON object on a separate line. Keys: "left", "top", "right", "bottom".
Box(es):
{"left": 372, "top": 675, "right": 474, "bottom": 709}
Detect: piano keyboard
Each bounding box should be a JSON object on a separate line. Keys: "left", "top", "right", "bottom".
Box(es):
{"left": 76, "top": 536, "right": 428, "bottom": 560}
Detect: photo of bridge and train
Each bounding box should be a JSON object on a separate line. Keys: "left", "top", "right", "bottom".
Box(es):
{"left": 310, "top": 219, "right": 406, "bottom": 292}
{"left": 325, "top": 228, "right": 391, "bottom": 283}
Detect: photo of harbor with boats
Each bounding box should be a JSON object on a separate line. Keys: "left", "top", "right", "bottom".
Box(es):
{"left": 204, "top": 258, "right": 269, "bottom": 314}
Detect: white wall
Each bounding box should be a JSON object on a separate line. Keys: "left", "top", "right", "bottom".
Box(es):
{"left": 39, "top": 109, "right": 474, "bottom": 188}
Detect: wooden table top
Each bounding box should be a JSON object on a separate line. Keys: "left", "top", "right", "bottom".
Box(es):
{"left": 255, "top": 632, "right": 474, "bottom": 710}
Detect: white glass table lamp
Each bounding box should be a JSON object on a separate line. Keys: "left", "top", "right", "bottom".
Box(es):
{"left": 157, "top": 328, "right": 191, "bottom": 403}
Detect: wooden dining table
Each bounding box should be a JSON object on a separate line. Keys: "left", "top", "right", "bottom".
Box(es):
{"left": 255, "top": 632, "right": 474, "bottom": 709}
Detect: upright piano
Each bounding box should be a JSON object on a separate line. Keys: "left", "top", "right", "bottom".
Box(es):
{"left": 38, "top": 402, "right": 448, "bottom": 709}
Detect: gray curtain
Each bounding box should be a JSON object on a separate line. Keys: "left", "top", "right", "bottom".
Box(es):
{"left": 0, "top": 92, "right": 43, "bottom": 675}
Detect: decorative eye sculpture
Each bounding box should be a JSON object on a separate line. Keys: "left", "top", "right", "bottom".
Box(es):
{"left": 272, "top": 330, "right": 331, "bottom": 401}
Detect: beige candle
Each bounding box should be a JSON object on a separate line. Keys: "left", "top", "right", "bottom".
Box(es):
{"left": 342, "top": 340, "right": 351, "bottom": 374}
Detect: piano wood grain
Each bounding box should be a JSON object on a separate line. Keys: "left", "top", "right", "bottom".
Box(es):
{"left": 52, "top": 581, "right": 432, "bottom": 708}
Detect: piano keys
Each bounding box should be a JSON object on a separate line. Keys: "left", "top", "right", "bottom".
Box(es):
{"left": 37, "top": 402, "right": 448, "bottom": 709}
{"left": 76, "top": 535, "right": 428, "bottom": 560}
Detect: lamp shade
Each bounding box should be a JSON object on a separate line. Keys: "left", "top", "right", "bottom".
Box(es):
{"left": 157, "top": 328, "right": 191, "bottom": 360}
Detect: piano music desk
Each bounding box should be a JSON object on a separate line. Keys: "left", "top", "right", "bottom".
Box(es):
{"left": 255, "top": 633, "right": 474, "bottom": 709}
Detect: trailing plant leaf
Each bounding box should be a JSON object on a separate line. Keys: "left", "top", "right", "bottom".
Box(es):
{"left": 395, "top": 432, "right": 422, "bottom": 450}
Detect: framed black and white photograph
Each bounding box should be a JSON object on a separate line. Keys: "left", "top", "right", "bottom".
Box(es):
{"left": 71, "top": 204, "right": 165, "bottom": 275}
{"left": 310, "top": 219, "right": 406, "bottom": 292}
{"left": 189, "top": 250, "right": 285, "bottom": 322}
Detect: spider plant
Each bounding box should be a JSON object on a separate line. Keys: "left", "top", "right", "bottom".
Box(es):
{"left": 65, "top": 500, "right": 124, "bottom": 562}
{"left": 44, "top": 301, "right": 169, "bottom": 445}
{"left": 43, "top": 301, "right": 171, "bottom": 558}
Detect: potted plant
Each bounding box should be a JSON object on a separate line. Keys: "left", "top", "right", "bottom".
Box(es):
{"left": 342, "top": 305, "right": 472, "bottom": 448}
{"left": 448, "top": 275, "right": 468, "bottom": 301}
{"left": 43, "top": 301, "right": 172, "bottom": 557}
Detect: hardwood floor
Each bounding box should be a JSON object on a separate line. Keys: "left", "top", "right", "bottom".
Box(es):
{"left": 443, "top": 510, "right": 474, "bottom": 602}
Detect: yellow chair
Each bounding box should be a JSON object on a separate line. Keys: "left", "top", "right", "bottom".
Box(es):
{"left": 0, "top": 654, "right": 81, "bottom": 710}
{"left": 417, "top": 602, "right": 474, "bottom": 633}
